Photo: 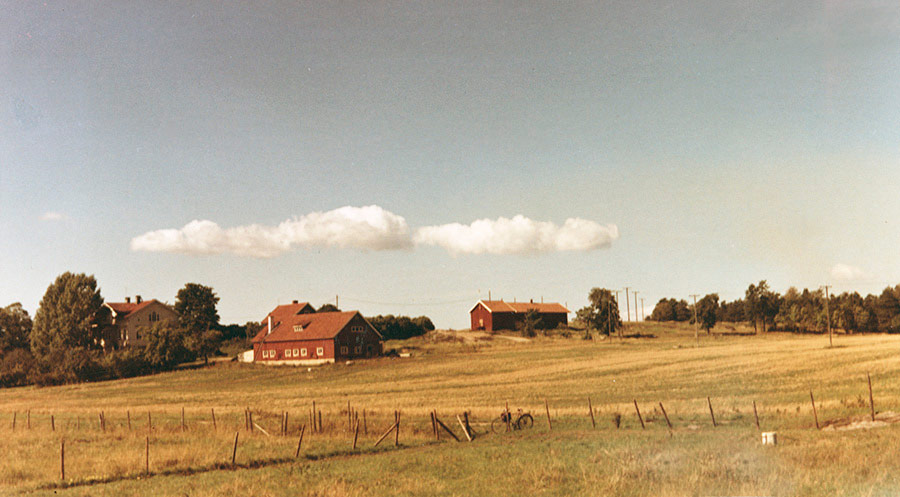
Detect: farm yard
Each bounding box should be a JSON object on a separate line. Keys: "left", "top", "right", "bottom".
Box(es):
{"left": 5, "top": 324, "right": 900, "bottom": 496}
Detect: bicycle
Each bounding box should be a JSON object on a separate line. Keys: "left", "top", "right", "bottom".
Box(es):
{"left": 491, "top": 408, "right": 534, "bottom": 433}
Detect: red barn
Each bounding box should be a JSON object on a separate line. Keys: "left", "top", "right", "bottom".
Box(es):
{"left": 470, "top": 300, "right": 570, "bottom": 332}
{"left": 251, "top": 302, "right": 382, "bottom": 365}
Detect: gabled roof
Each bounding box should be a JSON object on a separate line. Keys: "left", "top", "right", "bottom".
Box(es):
{"left": 470, "top": 300, "right": 570, "bottom": 314}
{"left": 257, "top": 302, "right": 316, "bottom": 325}
{"left": 252, "top": 310, "right": 365, "bottom": 343}
{"left": 105, "top": 299, "right": 163, "bottom": 318}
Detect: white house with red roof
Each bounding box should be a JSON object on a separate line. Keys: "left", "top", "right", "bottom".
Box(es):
{"left": 103, "top": 296, "right": 178, "bottom": 349}
{"left": 251, "top": 301, "right": 383, "bottom": 365}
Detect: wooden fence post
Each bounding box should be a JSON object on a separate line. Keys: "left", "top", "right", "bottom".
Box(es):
{"left": 211, "top": 408, "right": 216, "bottom": 430}
{"left": 352, "top": 420, "right": 360, "bottom": 450}
{"left": 394, "top": 410, "right": 401, "bottom": 447}
{"left": 505, "top": 401, "right": 511, "bottom": 432}
{"left": 430, "top": 411, "right": 437, "bottom": 439}
{"left": 99, "top": 412, "right": 105, "bottom": 432}
{"left": 60, "top": 439, "right": 65, "bottom": 481}
{"left": 457, "top": 414, "right": 473, "bottom": 441}
{"left": 810, "top": 390, "right": 820, "bottom": 430}
{"left": 588, "top": 397, "right": 596, "bottom": 428}
{"left": 295, "top": 425, "right": 306, "bottom": 457}
{"left": 434, "top": 414, "right": 460, "bottom": 442}
{"left": 545, "top": 400, "right": 553, "bottom": 430}
{"left": 707, "top": 397, "right": 717, "bottom": 427}
{"left": 868, "top": 372, "right": 876, "bottom": 421}
{"left": 181, "top": 407, "right": 186, "bottom": 432}
{"left": 231, "top": 432, "right": 239, "bottom": 465}
{"left": 27, "top": 410, "right": 31, "bottom": 430}
{"left": 633, "top": 400, "right": 645, "bottom": 429}
{"left": 127, "top": 411, "right": 131, "bottom": 431}
{"left": 145, "top": 436, "right": 150, "bottom": 475}
{"left": 659, "top": 402, "right": 673, "bottom": 430}
{"left": 147, "top": 411, "right": 152, "bottom": 433}
{"left": 51, "top": 415, "right": 55, "bottom": 432}
{"left": 753, "top": 401, "right": 760, "bottom": 430}
{"left": 11, "top": 412, "right": 15, "bottom": 430}
{"left": 374, "top": 422, "right": 397, "bottom": 447}
{"left": 363, "top": 409, "right": 367, "bottom": 435}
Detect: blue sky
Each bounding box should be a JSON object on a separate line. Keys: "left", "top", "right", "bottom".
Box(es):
{"left": 2, "top": 1, "right": 899, "bottom": 328}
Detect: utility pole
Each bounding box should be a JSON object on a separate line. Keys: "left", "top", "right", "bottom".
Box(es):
{"left": 640, "top": 298, "right": 645, "bottom": 322}
{"left": 614, "top": 290, "right": 622, "bottom": 339}
{"left": 690, "top": 294, "right": 701, "bottom": 347}
{"left": 624, "top": 287, "right": 631, "bottom": 323}
{"left": 336, "top": 295, "right": 339, "bottom": 309}
{"left": 826, "top": 286, "right": 832, "bottom": 347}
{"left": 633, "top": 291, "right": 640, "bottom": 323}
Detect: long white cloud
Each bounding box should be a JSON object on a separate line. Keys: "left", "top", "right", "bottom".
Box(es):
{"left": 414, "top": 215, "right": 619, "bottom": 255}
{"left": 131, "top": 207, "right": 619, "bottom": 257}
{"left": 130, "top": 205, "right": 412, "bottom": 258}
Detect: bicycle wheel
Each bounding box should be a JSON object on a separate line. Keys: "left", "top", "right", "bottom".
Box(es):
{"left": 491, "top": 417, "right": 506, "bottom": 433}
{"left": 516, "top": 414, "right": 533, "bottom": 430}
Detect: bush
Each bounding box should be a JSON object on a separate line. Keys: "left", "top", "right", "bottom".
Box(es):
{"left": 368, "top": 315, "right": 435, "bottom": 340}
{"left": 0, "top": 348, "right": 34, "bottom": 387}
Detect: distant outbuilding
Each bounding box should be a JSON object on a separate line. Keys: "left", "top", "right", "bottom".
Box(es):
{"left": 470, "top": 299, "right": 570, "bottom": 332}
{"left": 251, "top": 301, "right": 382, "bottom": 365}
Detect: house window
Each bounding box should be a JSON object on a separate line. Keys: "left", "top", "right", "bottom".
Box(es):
{"left": 284, "top": 349, "right": 291, "bottom": 358}
{"left": 261, "top": 350, "right": 267, "bottom": 358}
{"left": 340, "top": 346, "right": 348, "bottom": 355}
{"left": 293, "top": 349, "right": 299, "bottom": 356}
{"left": 293, "top": 325, "right": 304, "bottom": 332}
{"left": 136, "top": 330, "right": 141, "bottom": 340}
{"left": 351, "top": 325, "right": 363, "bottom": 333}
{"left": 316, "top": 347, "right": 324, "bottom": 356}
{"left": 354, "top": 346, "right": 360, "bottom": 354}
{"left": 149, "top": 311, "right": 159, "bottom": 323}
{"left": 301, "top": 348, "right": 308, "bottom": 357}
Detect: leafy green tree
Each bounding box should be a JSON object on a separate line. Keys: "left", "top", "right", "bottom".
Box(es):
{"left": 576, "top": 288, "right": 621, "bottom": 336}
{"left": 368, "top": 315, "right": 434, "bottom": 340}
{"left": 175, "top": 283, "right": 221, "bottom": 362}
{"left": 142, "top": 321, "right": 191, "bottom": 369}
{"left": 519, "top": 309, "right": 542, "bottom": 337}
{"left": 31, "top": 272, "right": 108, "bottom": 360}
{"left": 317, "top": 303, "right": 341, "bottom": 313}
{"left": 0, "top": 303, "right": 32, "bottom": 353}
{"left": 696, "top": 294, "right": 719, "bottom": 334}
{"left": 745, "top": 281, "right": 780, "bottom": 333}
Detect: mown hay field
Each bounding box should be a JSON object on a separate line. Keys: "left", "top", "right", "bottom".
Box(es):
{"left": 5, "top": 324, "right": 900, "bottom": 496}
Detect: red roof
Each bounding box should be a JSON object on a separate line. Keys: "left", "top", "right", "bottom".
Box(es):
{"left": 257, "top": 302, "right": 315, "bottom": 325}
{"left": 473, "top": 300, "right": 569, "bottom": 314}
{"left": 252, "top": 310, "right": 361, "bottom": 343}
{"left": 106, "top": 300, "right": 159, "bottom": 317}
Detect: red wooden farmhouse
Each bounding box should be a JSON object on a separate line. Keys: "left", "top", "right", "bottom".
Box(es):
{"left": 470, "top": 299, "right": 570, "bottom": 332}
{"left": 251, "top": 301, "right": 383, "bottom": 365}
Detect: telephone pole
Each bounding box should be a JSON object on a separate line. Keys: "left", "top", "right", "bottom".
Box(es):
{"left": 690, "top": 294, "right": 701, "bottom": 347}
{"left": 640, "top": 298, "right": 645, "bottom": 322}
{"left": 633, "top": 291, "right": 640, "bottom": 323}
{"left": 614, "top": 290, "right": 622, "bottom": 339}
{"left": 624, "top": 287, "right": 631, "bottom": 323}
{"left": 826, "top": 286, "right": 832, "bottom": 347}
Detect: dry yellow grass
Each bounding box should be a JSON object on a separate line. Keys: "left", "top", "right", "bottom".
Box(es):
{"left": 5, "top": 324, "right": 900, "bottom": 495}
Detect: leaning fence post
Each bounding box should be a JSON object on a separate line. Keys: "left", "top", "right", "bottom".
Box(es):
{"left": 868, "top": 372, "right": 876, "bottom": 421}
{"left": 633, "top": 400, "right": 645, "bottom": 429}
{"left": 810, "top": 390, "right": 820, "bottom": 430}
{"left": 545, "top": 400, "right": 553, "bottom": 430}
{"left": 211, "top": 408, "right": 216, "bottom": 430}
{"left": 11, "top": 412, "right": 15, "bottom": 430}
{"left": 231, "top": 432, "right": 239, "bottom": 465}
{"left": 707, "top": 397, "right": 717, "bottom": 427}
{"left": 457, "top": 414, "right": 473, "bottom": 442}
{"left": 352, "top": 420, "right": 360, "bottom": 450}
{"left": 295, "top": 424, "right": 306, "bottom": 457}
{"left": 51, "top": 415, "right": 56, "bottom": 432}
{"left": 753, "top": 401, "right": 760, "bottom": 430}
{"left": 659, "top": 402, "right": 673, "bottom": 430}
{"left": 588, "top": 397, "right": 596, "bottom": 428}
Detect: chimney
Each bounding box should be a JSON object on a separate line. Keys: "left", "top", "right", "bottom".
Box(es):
{"left": 125, "top": 296, "right": 131, "bottom": 303}
{"left": 136, "top": 295, "right": 142, "bottom": 304}
{"left": 530, "top": 299, "right": 533, "bottom": 304}
{"left": 267, "top": 316, "right": 272, "bottom": 335}
{"left": 292, "top": 300, "right": 298, "bottom": 304}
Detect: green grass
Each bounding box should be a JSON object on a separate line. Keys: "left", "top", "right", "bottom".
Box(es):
{"left": 5, "top": 324, "right": 900, "bottom": 496}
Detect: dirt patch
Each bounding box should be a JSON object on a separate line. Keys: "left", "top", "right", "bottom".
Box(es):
{"left": 822, "top": 411, "right": 900, "bottom": 431}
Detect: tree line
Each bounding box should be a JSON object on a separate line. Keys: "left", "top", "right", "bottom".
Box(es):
{"left": 648, "top": 280, "right": 900, "bottom": 334}
{"left": 0, "top": 272, "right": 434, "bottom": 387}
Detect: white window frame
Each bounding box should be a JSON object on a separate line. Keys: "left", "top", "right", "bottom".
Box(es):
{"left": 316, "top": 347, "right": 324, "bottom": 356}
{"left": 293, "top": 348, "right": 299, "bottom": 357}
{"left": 301, "top": 348, "right": 308, "bottom": 357}
{"left": 284, "top": 349, "right": 291, "bottom": 358}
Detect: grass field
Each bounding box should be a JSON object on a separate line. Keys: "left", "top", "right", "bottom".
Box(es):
{"left": 5, "top": 324, "right": 900, "bottom": 496}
